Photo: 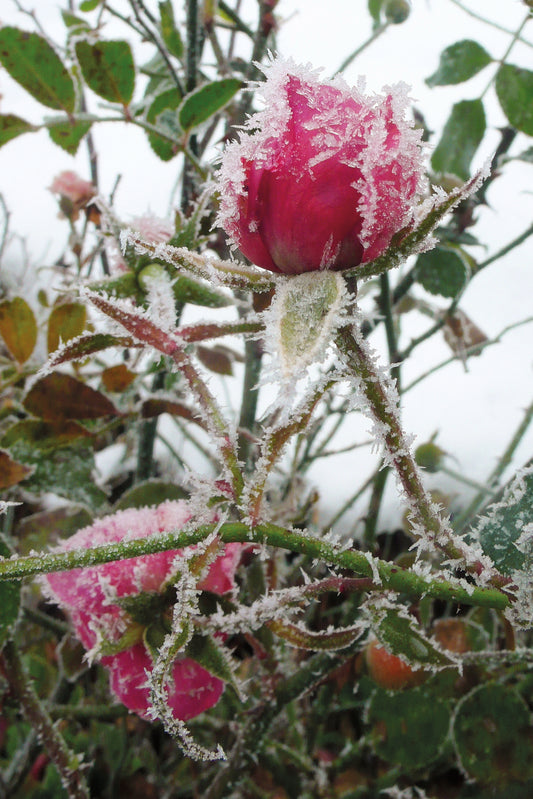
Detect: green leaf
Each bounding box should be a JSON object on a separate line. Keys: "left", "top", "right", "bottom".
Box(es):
{"left": 267, "top": 619, "right": 363, "bottom": 651}
{"left": 475, "top": 466, "right": 533, "bottom": 575}
{"left": 0, "top": 114, "right": 36, "bottom": 148}
{"left": 171, "top": 275, "right": 232, "bottom": 308}
{"left": 146, "top": 88, "right": 182, "bottom": 161}
{"left": 453, "top": 683, "right": 533, "bottom": 785}
{"left": 367, "top": 685, "right": 450, "bottom": 768}
{"left": 1, "top": 436, "right": 107, "bottom": 512}
{"left": 2, "top": 420, "right": 92, "bottom": 451}
{"left": 0, "top": 27, "right": 75, "bottom": 112}
{"left": 0, "top": 536, "right": 21, "bottom": 652}
{"left": 75, "top": 39, "right": 135, "bottom": 105}
{"left": 114, "top": 480, "right": 188, "bottom": 510}
{"left": 47, "top": 332, "right": 138, "bottom": 367}
{"left": 0, "top": 297, "right": 37, "bottom": 364}
{"left": 61, "top": 11, "right": 91, "bottom": 33}
{"left": 426, "top": 40, "right": 492, "bottom": 87}
{"left": 368, "top": 0, "right": 384, "bottom": 25}
{"left": 47, "top": 118, "right": 91, "bottom": 154}
{"left": 80, "top": 0, "right": 102, "bottom": 9}
{"left": 17, "top": 505, "right": 93, "bottom": 555}
{"left": 370, "top": 603, "right": 457, "bottom": 669}
{"left": 431, "top": 99, "right": 486, "bottom": 180}
{"left": 495, "top": 64, "right": 533, "bottom": 136}
{"left": 178, "top": 78, "right": 241, "bottom": 132}
{"left": 23, "top": 372, "right": 118, "bottom": 421}
{"left": 416, "top": 246, "right": 470, "bottom": 298}
{"left": 186, "top": 633, "right": 243, "bottom": 697}
{"left": 159, "top": 0, "right": 183, "bottom": 58}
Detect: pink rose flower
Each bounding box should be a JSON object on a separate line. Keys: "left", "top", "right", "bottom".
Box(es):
{"left": 49, "top": 171, "right": 96, "bottom": 221}
{"left": 42, "top": 501, "right": 244, "bottom": 721}
{"left": 216, "top": 58, "right": 427, "bottom": 275}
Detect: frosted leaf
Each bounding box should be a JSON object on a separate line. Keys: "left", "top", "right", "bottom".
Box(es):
{"left": 262, "top": 271, "right": 348, "bottom": 380}
{"left": 363, "top": 594, "right": 460, "bottom": 671}
{"left": 121, "top": 229, "right": 274, "bottom": 293}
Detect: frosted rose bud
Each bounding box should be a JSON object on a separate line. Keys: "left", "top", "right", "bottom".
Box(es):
{"left": 216, "top": 58, "right": 426, "bottom": 275}
{"left": 42, "top": 501, "right": 244, "bottom": 721}
{"left": 49, "top": 170, "right": 96, "bottom": 220}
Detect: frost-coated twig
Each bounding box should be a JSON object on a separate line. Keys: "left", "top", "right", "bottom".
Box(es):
{"left": 203, "top": 642, "right": 363, "bottom": 799}
{"left": 86, "top": 290, "right": 245, "bottom": 500}
{"left": 1, "top": 640, "right": 89, "bottom": 799}
{"left": 0, "top": 522, "right": 510, "bottom": 610}
{"left": 335, "top": 323, "right": 509, "bottom": 589}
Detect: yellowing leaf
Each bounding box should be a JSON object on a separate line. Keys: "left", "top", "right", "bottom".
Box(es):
{"left": 0, "top": 297, "right": 37, "bottom": 364}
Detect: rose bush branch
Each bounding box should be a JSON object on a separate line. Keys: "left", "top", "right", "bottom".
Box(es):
{"left": 335, "top": 321, "right": 509, "bottom": 589}
{"left": 1, "top": 640, "right": 89, "bottom": 799}
{"left": 0, "top": 521, "right": 510, "bottom": 611}
{"left": 86, "top": 289, "right": 245, "bottom": 500}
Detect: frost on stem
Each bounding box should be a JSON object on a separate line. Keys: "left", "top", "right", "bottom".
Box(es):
{"left": 336, "top": 311, "right": 499, "bottom": 584}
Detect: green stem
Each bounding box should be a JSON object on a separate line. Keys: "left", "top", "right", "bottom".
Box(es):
{"left": 363, "top": 463, "right": 389, "bottom": 549}
{"left": 0, "top": 522, "right": 510, "bottom": 609}
{"left": 336, "top": 23, "right": 389, "bottom": 74}
{"left": 335, "top": 323, "right": 508, "bottom": 588}
{"left": 448, "top": 0, "right": 533, "bottom": 48}
{"left": 202, "top": 640, "right": 371, "bottom": 799}
{"left": 237, "top": 336, "right": 263, "bottom": 469}
{"left": 136, "top": 368, "right": 167, "bottom": 481}
{"left": 477, "top": 221, "right": 533, "bottom": 272}
{"left": 1, "top": 640, "right": 89, "bottom": 799}
{"left": 480, "top": 13, "right": 531, "bottom": 100}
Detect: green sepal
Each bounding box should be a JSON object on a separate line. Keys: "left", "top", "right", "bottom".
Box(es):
{"left": 185, "top": 633, "right": 244, "bottom": 697}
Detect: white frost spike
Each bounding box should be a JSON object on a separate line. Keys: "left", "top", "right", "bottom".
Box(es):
{"left": 138, "top": 265, "right": 178, "bottom": 333}
{"left": 263, "top": 270, "right": 348, "bottom": 379}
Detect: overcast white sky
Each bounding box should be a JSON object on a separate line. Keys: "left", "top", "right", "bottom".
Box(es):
{"left": 0, "top": 0, "right": 532, "bottom": 531}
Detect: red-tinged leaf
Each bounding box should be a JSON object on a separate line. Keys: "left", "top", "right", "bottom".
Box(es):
{"left": 179, "top": 320, "right": 261, "bottom": 343}
{"left": 267, "top": 619, "right": 363, "bottom": 651}
{"left": 0, "top": 448, "right": 33, "bottom": 489}
{"left": 0, "top": 297, "right": 37, "bottom": 364}
{"left": 196, "top": 344, "right": 234, "bottom": 376}
{"left": 86, "top": 291, "right": 181, "bottom": 356}
{"left": 2, "top": 419, "right": 92, "bottom": 450}
{"left": 48, "top": 332, "right": 139, "bottom": 365}
{"left": 23, "top": 372, "right": 118, "bottom": 420}
{"left": 47, "top": 302, "right": 87, "bottom": 354}
{"left": 101, "top": 364, "right": 136, "bottom": 392}
{"left": 141, "top": 398, "right": 205, "bottom": 428}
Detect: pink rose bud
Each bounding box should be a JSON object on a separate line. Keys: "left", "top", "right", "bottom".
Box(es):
{"left": 41, "top": 501, "right": 245, "bottom": 721}
{"left": 49, "top": 170, "right": 97, "bottom": 221}
{"left": 216, "top": 58, "right": 427, "bottom": 275}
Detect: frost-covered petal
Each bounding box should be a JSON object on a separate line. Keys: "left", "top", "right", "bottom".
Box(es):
{"left": 41, "top": 500, "right": 245, "bottom": 721}
{"left": 104, "top": 645, "right": 224, "bottom": 721}
{"left": 216, "top": 57, "right": 427, "bottom": 274}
